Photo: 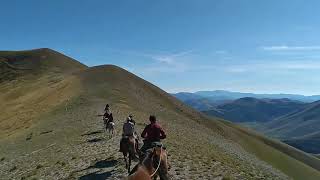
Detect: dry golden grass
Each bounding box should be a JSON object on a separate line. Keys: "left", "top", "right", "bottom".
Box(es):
{"left": 1, "top": 49, "right": 320, "bottom": 180}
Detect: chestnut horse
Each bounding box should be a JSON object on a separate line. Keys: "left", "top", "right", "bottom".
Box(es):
{"left": 127, "top": 145, "right": 169, "bottom": 180}
{"left": 121, "top": 136, "right": 137, "bottom": 173}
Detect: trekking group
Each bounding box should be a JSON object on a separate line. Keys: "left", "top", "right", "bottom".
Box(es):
{"left": 102, "top": 104, "right": 169, "bottom": 179}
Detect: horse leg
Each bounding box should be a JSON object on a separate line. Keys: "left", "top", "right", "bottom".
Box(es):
{"left": 108, "top": 127, "right": 112, "bottom": 137}
{"left": 128, "top": 155, "right": 132, "bottom": 174}
{"left": 124, "top": 153, "right": 128, "bottom": 170}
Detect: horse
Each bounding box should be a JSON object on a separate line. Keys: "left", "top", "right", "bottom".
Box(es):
{"left": 120, "top": 136, "right": 138, "bottom": 173}
{"left": 102, "top": 116, "right": 115, "bottom": 136}
{"left": 127, "top": 144, "right": 169, "bottom": 180}
{"left": 106, "top": 121, "right": 115, "bottom": 135}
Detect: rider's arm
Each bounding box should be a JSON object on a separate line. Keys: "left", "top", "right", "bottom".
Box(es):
{"left": 159, "top": 127, "right": 166, "bottom": 139}
{"left": 141, "top": 125, "right": 148, "bottom": 138}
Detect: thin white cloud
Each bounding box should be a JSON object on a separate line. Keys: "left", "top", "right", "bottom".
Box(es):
{"left": 149, "top": 50, "right": 193, "bottom": 65}
{"left": 142, "top": 50, "right": 193, "bottom": 73}
{"left": 220, "top": 60, "right": 320, "bottom": 73}
{"left": 261, "top": 45, "right": 320, "bottom": 51}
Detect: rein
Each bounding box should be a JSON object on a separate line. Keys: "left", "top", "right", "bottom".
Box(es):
{"left": 150, "top": 144, "right": 163, "bottom": 178}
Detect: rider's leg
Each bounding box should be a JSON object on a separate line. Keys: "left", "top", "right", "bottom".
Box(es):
{"left": 119, "top": 138, "right": 124, "bottom": 152}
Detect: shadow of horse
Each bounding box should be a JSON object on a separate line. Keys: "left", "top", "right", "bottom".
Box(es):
{"left": 78, "top": 159, "right": 118, "bottom": 180}
{"left": 90, "top": 159, "right": 118, "bottom": 169}
{"left": 79, "top": 170, "right": 113, "bottom": 180}
{"left": 81, "top": 130, "right": 104, "bottom": 136}
{"left": 87, "top": 138, "right": 104, "bottom": 143}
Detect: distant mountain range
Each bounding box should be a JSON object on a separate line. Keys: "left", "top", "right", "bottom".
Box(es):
{"left": 203, "top": 97, "right": 305, "bottom": 123}
{"left": 173, "top": 90, "right": 320, "bottom": 154}
{"left": 173, "top": 90, "right": 320, "bottom": 103}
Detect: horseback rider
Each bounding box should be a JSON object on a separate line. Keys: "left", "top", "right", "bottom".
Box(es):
{"left": 120, "top": 116, "right": 139, "bottom": 160}
{"left": 104, "top": 104, "right": 110, "bottom": 113}
{"left": 128, "top": 114, "right": 136, "bottom": 125}
{"left": 140, "top": 115, "right": 166, "bottom": 155}
{"left": 106, "top": 113, "right": 114, "bottom": 125}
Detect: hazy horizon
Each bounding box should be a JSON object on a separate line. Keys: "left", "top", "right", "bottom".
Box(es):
{"left": 170, "top": 89, "right": 320, "bottom": 96}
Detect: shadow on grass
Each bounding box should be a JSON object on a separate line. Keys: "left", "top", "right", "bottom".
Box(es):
{"left": 78, "top": 170, "right": 114, "bottom": 180}
{"left": 89, "top": 159, "right": 118, "bottom": 169}
{"left": 78, "top": 159, "right": 118, "bottom": 180}
{"left": 87, "top": 138, "right": 104, "bottom": 143}
{"left": 81, "top": 130, "right": 103, "bottom": 136}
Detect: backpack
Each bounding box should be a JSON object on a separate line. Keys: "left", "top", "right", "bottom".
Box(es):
{"left": 123, "top": 121, "right": 135, "bottom": 136}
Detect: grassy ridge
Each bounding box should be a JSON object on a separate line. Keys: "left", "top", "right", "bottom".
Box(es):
{"left": 1, "top": 49, "right": 320, "bottom": 179}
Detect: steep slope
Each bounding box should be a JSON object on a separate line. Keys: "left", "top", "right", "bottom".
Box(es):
{"left": 263, "top": 101, "right": 320, "bottom": 153}
{"left": 0, "top": 48, "right": 87, "bottom": 137}
{"left": 264, "top": 100, "right": 320, "bottom": 138}
{"left": 284, "top": 132, "right": 320, "bottom": 154}
{"left": 204, "top": 97, "right": 305, "bottom": 123}
{"left": 0, "top": 49, "right": 320, "bottom": 179}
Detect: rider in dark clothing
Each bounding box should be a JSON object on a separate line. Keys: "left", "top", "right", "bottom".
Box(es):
{"left": 104, "top": 113, "right": 113, "bottom": 130}
{"left": 104, "top": 104, "right": 110, "bottom": 112}
{"left": 140, "top": 115, "right": 166, "bottom": 154}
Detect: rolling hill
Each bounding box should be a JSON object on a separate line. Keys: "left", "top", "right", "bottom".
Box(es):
{"left": 204, "top": 97, "right": 305, "bottom": 123}
{"left": 1, "top": 49, "right": 320, "bottom": 179}
{"left": 262, "top": 101, "right": 320, "bottom": 153}
{"left": 283, "top": 132, "right": 320, "bottom": 154}
{"left": 264, "top": 100, "right": 320, "bottom": 138}
{"left": 172, "top": 92, "right": 232, "bottom": 111}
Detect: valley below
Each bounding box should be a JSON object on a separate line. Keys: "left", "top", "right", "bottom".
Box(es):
{"left": 173, "top": 91, "right": 320, "bottom": 155}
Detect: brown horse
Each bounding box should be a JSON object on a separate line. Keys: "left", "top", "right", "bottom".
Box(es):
{"left": 127, "top": 145, "right": 169, "bottom": 180}
{"left": 120, "top": 136, "right": 137, "bottom": 173}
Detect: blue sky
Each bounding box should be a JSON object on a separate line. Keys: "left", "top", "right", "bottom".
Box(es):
{"left": 2, "top": 0, "right": 320, "bottom": 95}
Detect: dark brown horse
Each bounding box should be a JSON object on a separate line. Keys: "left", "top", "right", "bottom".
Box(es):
{"left": 120, "top": 136, "right": 137, "bottom": 173}
{"left": 127, "top": 145, "right": 169, "bottom": 180}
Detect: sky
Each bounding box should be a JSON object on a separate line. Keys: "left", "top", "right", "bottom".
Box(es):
{"left": 1, "top": 0, "right": 320, "bottom": 95}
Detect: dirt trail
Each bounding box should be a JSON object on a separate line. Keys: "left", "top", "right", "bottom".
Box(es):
{"left": 0, "top": 104, "right": 227, "bottom": 180}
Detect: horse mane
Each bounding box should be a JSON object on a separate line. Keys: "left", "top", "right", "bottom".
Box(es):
{"left": 141, "top": 149, "right": 156, "bottom": 173}
{"left": 126, "top": 166, "right": 151, "bottom": 180}
{"left": 127, "top": 147, "right": 169, "bottom": 180}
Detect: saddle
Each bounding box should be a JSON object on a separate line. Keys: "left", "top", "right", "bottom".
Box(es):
{"left": 122, "top": 133, "right": 134, "bottom": 139}
{"left": 151, "top": 142, "right": 165, "bottom": 149}
{"left": 144, "top": 141, "right": 166, "bottom": 151}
